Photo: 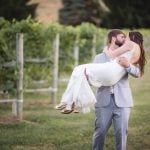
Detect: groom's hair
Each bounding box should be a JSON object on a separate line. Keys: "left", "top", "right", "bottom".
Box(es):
{"left": 107, "top": 29, "right": 125, "bottom": 44}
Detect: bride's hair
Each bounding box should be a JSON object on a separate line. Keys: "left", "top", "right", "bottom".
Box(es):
{"left": 129, "top": 31, "right": 146, "bottom": 76}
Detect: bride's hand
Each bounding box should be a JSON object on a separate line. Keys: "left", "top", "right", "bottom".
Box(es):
{"left": 117, "top": 57, "right": 130, "bottom": 68}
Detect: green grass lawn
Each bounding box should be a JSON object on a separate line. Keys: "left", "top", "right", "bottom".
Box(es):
{"left": 0, "top": 52, "right": 150, "bottom": 150}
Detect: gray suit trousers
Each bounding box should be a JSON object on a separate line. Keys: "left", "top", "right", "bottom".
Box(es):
{"left": 92, "top": 94, "right": 131, "bottom": 150}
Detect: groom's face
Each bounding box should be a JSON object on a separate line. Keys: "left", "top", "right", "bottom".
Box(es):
{"left": 115, "top": 34, "right": 126, "bottom": 47}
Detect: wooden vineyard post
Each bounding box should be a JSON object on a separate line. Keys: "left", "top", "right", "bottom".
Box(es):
{"left": 16, "top": 33, "right": 24, "bottom": 120}
{"left": 91, "top": 34, "right": 96, "bottom": 61}
{"left": 51, "top": 33, "right": 59, "bottom": 105}
{"left": 73, "top": 35, "right": 79, "bottom": 67}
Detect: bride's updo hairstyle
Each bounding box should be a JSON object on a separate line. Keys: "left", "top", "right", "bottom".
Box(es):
{"left": 129, "top": 31, "right": 146, "bottom": 76}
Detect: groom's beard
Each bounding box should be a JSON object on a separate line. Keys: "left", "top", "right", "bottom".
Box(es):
{"left": 115, "top": 40, "right": 124, "bottom": 47}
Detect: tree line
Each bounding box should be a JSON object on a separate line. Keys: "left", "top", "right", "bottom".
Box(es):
{"left": 0, "top": 0, "right": 150, "bottom": 28}
{"left": 59, "top": 0, "right": 150, "bottom": 28}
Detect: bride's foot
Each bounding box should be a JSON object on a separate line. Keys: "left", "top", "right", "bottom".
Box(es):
{"left": 55, "top": 103, "right": 67, "bottom": 110}
{"left": 61, "top": 104, "right": 74, "bottom": 114}
{"left": 73, "top": 109, "right": 79, "bottom": 113}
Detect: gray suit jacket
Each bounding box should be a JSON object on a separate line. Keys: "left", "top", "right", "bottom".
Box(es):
{"left": 93, "top": 53, "right": 140, "bottom": 108}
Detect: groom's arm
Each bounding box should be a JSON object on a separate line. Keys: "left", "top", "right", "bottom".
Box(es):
{"left": 118, "top": 57, "right": 141, "bottom": 78}
{"left": 125, "top": 64, "right": 140, "bottom": 78}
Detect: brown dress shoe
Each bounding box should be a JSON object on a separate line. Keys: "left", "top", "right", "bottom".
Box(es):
{"left": 55, "top": 103, "right": 66, "bottom": 110}
{"left": 61, "top": 105, "right": 74, "bottom": 114}
{"left": 61, "top": 109, "right": 74, "bottom": 114}
{"left": 73, "top": 109, "right": 79, "bottom": 113}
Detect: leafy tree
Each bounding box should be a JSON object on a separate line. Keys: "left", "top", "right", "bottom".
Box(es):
{"left": 59, "top": 0, "right": 150, "bottom": 28}
{"left": 101, "top": 0, "right": 150, "bottom": 28}
{"left": 59, "top": 0, "right": 106, "bottom": 26}
{"left": 0, "top": 0, "right": 37, "bottom": 21}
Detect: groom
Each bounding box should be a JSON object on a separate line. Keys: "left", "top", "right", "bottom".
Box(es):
{"left": 92, "top": 29, "right": 140, "bottom": 150}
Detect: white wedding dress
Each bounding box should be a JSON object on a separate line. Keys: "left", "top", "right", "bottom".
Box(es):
{"left": 60, "top": 48, "right": 135, "bottom": 113}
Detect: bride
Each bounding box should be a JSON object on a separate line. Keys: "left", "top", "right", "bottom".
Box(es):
{"left": 55, "top": 31, "right": 145, "bottom": 114}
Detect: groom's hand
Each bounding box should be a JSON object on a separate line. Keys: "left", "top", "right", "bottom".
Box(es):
{"left": 118, "top": 57, "right": 130, "bottom": 68}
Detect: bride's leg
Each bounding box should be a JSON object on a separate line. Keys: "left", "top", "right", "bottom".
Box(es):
{"left": 61, "top": 65, "right": 88, "bottom": 114}
{"left": 55, "top": 76, "right": 75, "bottom": 110}
{"left": 57, "top": 65, "right": 85, "bottom": 108}
{"left": 61, "top": 74, "right": 77, "bottom": 105}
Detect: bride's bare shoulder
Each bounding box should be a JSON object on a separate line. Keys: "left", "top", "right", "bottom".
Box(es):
{"left": 124, "top": 40, "right": 139, "bottom": 50}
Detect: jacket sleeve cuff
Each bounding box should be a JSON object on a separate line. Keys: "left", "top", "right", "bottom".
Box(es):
{"left": 125, "top": 64, "right": 131, "bottom": 72}
{"left": 125, "top": 63, "right": 141, "bottom": 77}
